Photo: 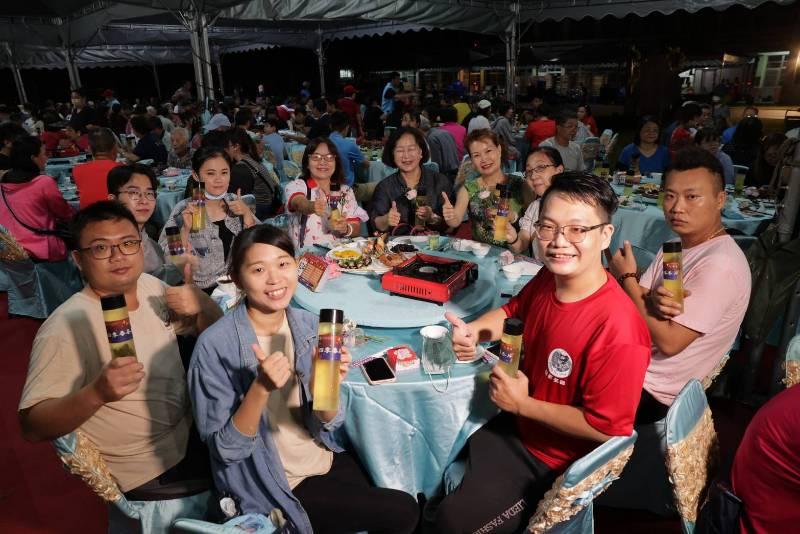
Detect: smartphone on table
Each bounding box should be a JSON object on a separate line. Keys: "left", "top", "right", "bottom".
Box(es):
{"left": 362, "top": 356, "right": 396, "bottom": 385}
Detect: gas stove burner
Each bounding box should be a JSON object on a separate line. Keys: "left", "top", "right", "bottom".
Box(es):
{"left": 381, "top": 253, "right": 479, "bottom": 304}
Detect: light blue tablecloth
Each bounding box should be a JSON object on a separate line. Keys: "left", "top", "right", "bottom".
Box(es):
{"left": 153, "top": 173, "right": 190, "bottom": 228}
{"left": 291, "top": 240, "right": 526, "bottom": 497}
{"left": 610, "top": 182, "right": 773, "bottom": 255}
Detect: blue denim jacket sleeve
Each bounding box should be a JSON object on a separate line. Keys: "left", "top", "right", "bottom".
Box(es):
{"left": 188, "top": 326, "right": 261, "bottom": 465}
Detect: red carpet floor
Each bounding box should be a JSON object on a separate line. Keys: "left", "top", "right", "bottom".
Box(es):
{"left": 0, "top": 290, "right": 755, "bottom": 534}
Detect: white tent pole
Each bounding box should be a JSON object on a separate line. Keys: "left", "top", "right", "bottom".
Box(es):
{"left": 64, "top": 47, "right": 81, "bottom": 90}
{"left": 199, "top": 12, "right": 215, "bottom": 102}
{"left": 5, "top": 44, "right": 28, "bottom": 104}
{"left": 505, "top": 1, "right": 519, "bottom": 103}
{"left": 187, "top": 13, "right": 206, "bottom": 103}
{"left": 152, "top": 62, "right": 162, "bottom": 101}
{"left": 215, "top": 51, "right": 225, "bottom": 97}
{"left": 316, "top": 28, "right": 326, "bottom": 97}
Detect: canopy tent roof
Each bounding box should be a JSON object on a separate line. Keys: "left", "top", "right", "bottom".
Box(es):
{"left": 0, "top": 0, "right": 795, "bottom": 69}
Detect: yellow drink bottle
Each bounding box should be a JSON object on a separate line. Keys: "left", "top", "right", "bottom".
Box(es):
{"left": 191, "top": 182, "right": 206, "bottom": 232}
{"left": 493, "top": 186, "right": 510, "bottom": 243}
{"left": 497, "top": 318, "right": 523, "bottom": 377}
{"left": 312, "top": 309, "right": 344, "bottom": 412}
{"left": 662, "top": 242, "right": 684, "bottom": 313}
{"left": 101, "top": 294, "right": 138, "bottom": 359}
{"left": 414, "top": 185, "right": 428, "bottom": 227}
{"left": 328, "top": 183, "right": 342, "bottom": 223}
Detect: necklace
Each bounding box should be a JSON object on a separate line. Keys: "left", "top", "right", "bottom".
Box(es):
{"left": 704, "top": 226, "right": 727, "bottom": 243}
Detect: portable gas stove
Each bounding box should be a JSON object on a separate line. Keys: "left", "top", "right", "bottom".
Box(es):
{"left": 381, "top": 253, "right": 478, "bottom": 304}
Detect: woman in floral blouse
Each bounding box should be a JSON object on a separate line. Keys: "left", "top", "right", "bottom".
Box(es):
{"left": 284, "top": 137, "right": 367, "bottom": 249}
{"left": 443, "top": 129, "right": 532, "bottom": 246}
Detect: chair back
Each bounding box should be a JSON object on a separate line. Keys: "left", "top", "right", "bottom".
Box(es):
{"left": 528, "top": 432, "right": 637, "bottom": 534}
{"left": 581, "top": 137, "right": 601, "bottom": 161}
{"left": 53, "top": 431, "right": 210, "bottom": 533}
{"left": 784, "top": 334, "right": 800, "bottom": 387}
{"left": 288, "top": 143, "right": 305, "bottom": 166}
{"left": 0, "top": 230, "right": 83, "bottom": 318}
{"left": 665, "top": 380, "right": 719, "bottom": 534}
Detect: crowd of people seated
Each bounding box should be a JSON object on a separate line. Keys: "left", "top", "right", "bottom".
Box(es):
{"left": 0, "top": 77, "right": 797, "bottom": 534}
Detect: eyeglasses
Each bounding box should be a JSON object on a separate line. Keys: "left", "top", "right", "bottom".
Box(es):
{"left": 78, "top": 239, "right": 142, "bottom": 260}
{"left": 524, "top": 164, "right": 556, "bottom": 178}
{"left": 310, "top": 154, "right": 336, "bottom": 162}
{"left": 394, "top": 146, "right": 420, "bottom": 156}
{"left": 119, "top": 189, "right": 157, "bottom": 201}
{"left": 534, "top": 222, "right": 607, "bottom": 243}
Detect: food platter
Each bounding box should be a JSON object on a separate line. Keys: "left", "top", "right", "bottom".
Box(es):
{"left": 325, "top": 238, "right": 409, "bottom": 275}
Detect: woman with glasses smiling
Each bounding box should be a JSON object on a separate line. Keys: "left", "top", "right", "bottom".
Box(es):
{"left": 284, "top": 137, "right": 367, "bottom": 248}
{"left": 107, "top": 163, "right": 184, "bottom": 285}
{"left": 370, "top": 127, "right": 452, "bottom": 234}
{"left": 508, "top": 146, "right": 564, "bottom": 257}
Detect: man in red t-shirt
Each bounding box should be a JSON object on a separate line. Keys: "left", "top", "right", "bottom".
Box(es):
{"left": 337, "top": 85, "right": 362, "bottom": 138}
{"left": 72, "top": 128, "right": 121, "bottom": 208}
{"left": 435, "top": 172, "right": 651, "bottom": 533}
{"left": 524, "top": 104, "right": 556, "bottom": 149}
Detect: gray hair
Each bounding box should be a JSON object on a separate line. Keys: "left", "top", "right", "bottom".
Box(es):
{"left": 171, "top": 127, "right": 190, "bottom": 142}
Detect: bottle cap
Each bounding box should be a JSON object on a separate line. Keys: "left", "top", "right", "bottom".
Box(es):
{"left": 319, "top": 308, "right": 344, "bottom": 324}
{"left": 166, "top": 226, "right": 181, "bottom": 236}
{"left": 503, "top": 317, "right": 524, "bottom": 336}
{"left": 100, "top": 293, "right": 127, "bottom": 311}
{"left": 663, "top": 242, "right": 682, "bottom": 253}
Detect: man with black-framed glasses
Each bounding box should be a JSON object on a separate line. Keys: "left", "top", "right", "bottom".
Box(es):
{"left": 19, "top": 201, "right": 222, "bottom": 509}
{"left": 107, "top": 163, "right": 187, "bottom": 285}
{"left": 434, "top": 172, "right": 650, "bottom": 533}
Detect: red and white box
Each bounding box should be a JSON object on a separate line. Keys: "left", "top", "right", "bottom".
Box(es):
{"left": 386, "top": 345, "right": 419, "bottom": 372}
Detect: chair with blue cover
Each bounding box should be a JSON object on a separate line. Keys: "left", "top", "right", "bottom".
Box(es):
{"left": 0, "top": 226, "right": 84, "bottom": 319}
{"left": 598, "top": 380, "right": 718, "bottom": 534}
{"left": 443, "top": 432, "right": 637, "bottom": 533}
{"left": 53, "top": 431, "right": 211, "bottom": 534}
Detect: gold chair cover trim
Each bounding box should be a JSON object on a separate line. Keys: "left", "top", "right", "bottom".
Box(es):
{"left": 527, "top": 443, "right": 635, "bottom": 534}
{"left": 59, "top": 431, "right": 122, "bottom": 503}
{"left": 701, "top": 354, "right": 729, "bottom": 390}
{"left": 784, "top": 360, "right": 800, "bottom": 387}
{"left": 665, "top": 407, "right": 718, "bottom": 523}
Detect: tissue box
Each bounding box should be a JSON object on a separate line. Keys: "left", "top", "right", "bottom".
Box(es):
{"left": 386, "top": 345, "right": 419, "bottom": 372}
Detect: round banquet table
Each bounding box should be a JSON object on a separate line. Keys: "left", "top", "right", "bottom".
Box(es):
{"left": 152, "top": 171, "right": 191, "bottom": 228}
{"left": 609, "top": 180, "right": 773, "bottom": 255}
{"left": 296, "top": 239, "right": 529, "bottom": 497}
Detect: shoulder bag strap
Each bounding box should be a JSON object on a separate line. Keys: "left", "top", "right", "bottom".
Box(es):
{"left": 0, "top": 184, "right": 56, "bottom": 235}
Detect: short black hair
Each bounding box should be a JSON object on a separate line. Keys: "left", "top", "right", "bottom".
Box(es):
{"left": 439, "top": 106, "right": 457, "bottom": 123}
{"left": 265, "top": 117, "right": 280, "bottom": 129}
{"left": 633, "top": 116, "right": 660, "bottom": 146}
{"left": 0, "top": 122, "right": 27, "bottom": 144}
{"left": 382, "top": 127, "right": 430, "bottom": 167}
{"left": 201, "top": 129, "right": 227, "bottom": 150}
{"left": 678, "top": 103, "right": 702, "bottom": 124}
{"left": 694, "top": 127, "right": 720, "bottom": 146}
{"left": 88, "top": 127, "right": 118, "bottom": 155}
{"left": 229, "top": 224, "right": 296, "bottom": 283}
{"left": 390, "top": 71, "right": 400, "bottom": 79}
{"left": 665, "top": 146, "right": 725, "bottom": 191}
{"left": 528, "top": 145, "right": 564, "bottom": 168}
{"left": 9, "top": 136, "right": 42, "bottom": 177}
{"left": 70, "top": 200, "right": 139, "bottom": 250}
{"left": 71, "top": 88, "right": 86, "bottom": 99}
{"left": 539, "top": 172, "right": 619, "bottom": 222}
{"left": 554, "top": 109, "right": 578, "bottom": 127}
{"left": 313, "top": 98, "right": 327, "bottom": 113}
{"left": 496, "top": 102, "right": 513, "bottom": 116}
{"left": 130, "top": 115, "right": 151, "bottom": 136}
{"left": 107, "top": 163, "right": 158, "bottom": 195}
{"left": 302, "top": 137, "right": 345, "bottom": 186}
{"left": 235, "top": 108, "right": 253, "bottom": 127}
{"left": 147, "top": 115, "right": 163, "bottom": 131}
{"left": 331, "top": 111, "right": 351, "bottom": 132}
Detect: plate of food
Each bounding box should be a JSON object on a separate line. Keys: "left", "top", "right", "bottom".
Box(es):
{"left": 162, "top": 167, "right": 182, "bottom": 177}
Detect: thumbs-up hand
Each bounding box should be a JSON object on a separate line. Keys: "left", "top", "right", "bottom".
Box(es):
{"left": 312, "top": 194, "right": 328, "bottom": 217}
{"left": 441, "top": 192, "right": 457, "bottom": 226}
{"left": 253, "top": 344, "right": 291, "bottom": 392}
{"left": 387, "top": 201, "right": 401, "bottom": 227}
{"left": 445, "top": 311, "right": 477, "bottom": 361}
{"left": 165, "top": 261, "right": 204, "bottom": 317}
{"left": 226, "top": 188, "right": 257, "bottom": 226}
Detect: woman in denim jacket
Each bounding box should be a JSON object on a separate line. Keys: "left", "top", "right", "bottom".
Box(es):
{"left": 188, "top": 225, "right": 418, "bottom": 533}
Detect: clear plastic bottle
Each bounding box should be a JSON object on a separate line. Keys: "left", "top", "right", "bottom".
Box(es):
{"left": 497, "top": 318, "right": 523, "bottom": 376}
{"left": 493, "top": 185, "right": 511, "bottom": 243}
{"left": 191, "top": 182, "right": 207, "bottom": 233}
{"left": 312, "top": 309, "right": 345, "bottom": 412}
{"left": 101, "top": 294, "right": 138, "bottom": 359}
{"left": 662, "top": 242, "right": 684, "bottom": 313}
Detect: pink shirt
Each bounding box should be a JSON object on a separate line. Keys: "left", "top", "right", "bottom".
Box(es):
{"left": 440, "top": 122, "right": 467, "bottom": 160}
{"left": 640, "top": 235, "right": 750, "bottom": 405}
{"left": 0, "top": 175, "right": 75, "bottom": 261}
